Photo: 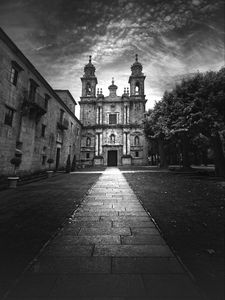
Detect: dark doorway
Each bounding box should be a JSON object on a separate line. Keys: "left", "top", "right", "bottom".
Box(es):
{"left": 55, "top": 148, "right": 60, "bottom": 170}
{"left": 108, "top": 150, "right": 117, "bottom": 166}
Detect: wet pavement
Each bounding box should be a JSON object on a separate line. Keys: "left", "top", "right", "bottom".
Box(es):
{"left": 5, "top": 168, "right": 204, "bottom": 300}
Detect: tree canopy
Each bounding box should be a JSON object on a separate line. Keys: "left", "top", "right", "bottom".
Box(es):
{"left": 144, "top": 67, "right": 225, "bottom": 177}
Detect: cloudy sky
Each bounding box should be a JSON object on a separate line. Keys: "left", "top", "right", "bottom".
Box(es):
{"left": 0, "top": 0, "right": 224, "bottom": 117}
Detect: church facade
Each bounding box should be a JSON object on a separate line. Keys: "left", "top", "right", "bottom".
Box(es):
{"left": 79, "top": 55, "right": 148, "bottom": 166}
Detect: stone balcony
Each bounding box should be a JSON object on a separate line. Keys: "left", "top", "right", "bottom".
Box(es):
{"left": 57, "top": 118, "right": 69, "bottom": 130}
{"left": 22, "top": 92, "right": 47, "bottom": 119}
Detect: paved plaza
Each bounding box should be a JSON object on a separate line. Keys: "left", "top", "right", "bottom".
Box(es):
{"left": 5, "top": 168, "right": 204, "bottom": 300}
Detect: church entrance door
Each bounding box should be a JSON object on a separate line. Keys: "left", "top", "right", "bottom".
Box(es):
{"left": 107, "top": 150, "right": 117, "bottom": 166}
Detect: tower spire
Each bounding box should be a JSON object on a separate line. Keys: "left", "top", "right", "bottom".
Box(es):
{"left": 112, "top": 77, "right": 114, "bottom": 85}
{"left": 89, "top": 55, "right": 92, "bottom": 63}
{"left": 129, "top": 55, "right": 145, "bottom": 96}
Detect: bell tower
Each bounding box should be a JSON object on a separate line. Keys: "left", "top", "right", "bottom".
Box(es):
{"left": 81, "top": 56, "right": 98, "bottom": 98}
{"left": 128, "top": 54, "right": 145, "bottom": 97}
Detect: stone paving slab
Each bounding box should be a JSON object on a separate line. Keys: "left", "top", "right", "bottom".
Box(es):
{"left": 118, "top": 211, "right": 149, "bottom": 216}
{"left": 42, "top": 244, "right": 93, "bottom": 257}
{"left": 69, "top": 220, "right": 112, "bottom": 227}
{"left": 5, "top": 167, "right": 203, "bottom": 299}
{"left": 51, "top": 235, "right": 121, "bottom": 245}
{"left": 78, "top": 227, "right": 131, "bottom": 236}
{"left": 112, "top": 220, "right": 155, "bottom": 228}
{"left": 100, "top": 216, "right": 151, "bottom": 222}
{"left": 75, "top": 211, "right": 119, "bottom": 217}
{"left": 28, "top": 257, "right": 111, "bottom": 274}
{"left": 121, "top": 234, "right": 166, "bottom": 245}
{"left": 93, "top": 245, "right": 173, "bottom": 257}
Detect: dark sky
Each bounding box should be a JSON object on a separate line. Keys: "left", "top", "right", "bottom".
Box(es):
{"left": 0, "top": 0, "right": 224, "bottom": 116}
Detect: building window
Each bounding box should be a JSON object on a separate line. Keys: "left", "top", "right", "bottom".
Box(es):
{"left": 110, "top": 134, "right": 115, "bottom": 144}
{"left": 29, "top": 79, "right": 38, "bottom": 102}
{"left": 134, "top": 136, "right": 140, "bottom": 146}
{"left": 86, "top": 153, "right": 90, "bottom": 159}
{"left": 86, "top": 137, "right": 91, "bottom": 146}
{"left": 44, "top": 94, "right": 50, "bottom": 110}
{"left": 109, "top": 113, "right": 117, "bottom": 125}
{"left": 4, "top": 106, "right": 14, "bottom": 126}
{"left": 10, "top": 66, "right": 18, "bottom": 86}
{"left": 10, "top": 61, "right": 23, "bottom": 86}
{"left": 135, "top": 82, "right": 140, "bottom": 95}
{"left": 135, "top": 151, "right": 139, "bottom": 157}
{"left": 86, "top": 83, "right": 91, "bottom": 96}
{"left": 41, "top": 124, "right": 46, "bottom": 137}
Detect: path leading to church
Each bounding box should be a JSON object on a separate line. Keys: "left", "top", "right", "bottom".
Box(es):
{"left": 5, "top": 167, "right": 203, "bottom": 299}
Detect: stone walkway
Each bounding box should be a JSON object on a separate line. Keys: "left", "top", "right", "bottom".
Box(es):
{"left": 5, "top": 168, "right": 203, "bottom": 300}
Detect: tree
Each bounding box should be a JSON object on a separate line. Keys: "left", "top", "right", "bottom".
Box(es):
{"left": 184, "top": 68, "right": 225, "bottom": 176}
{"left": 144, "top": 103, "right": 170, "bottom": 169}
{"left": 144, "top": 67, "right": 225, "bottom": 176}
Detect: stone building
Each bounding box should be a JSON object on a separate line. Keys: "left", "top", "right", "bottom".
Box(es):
{"left": 0, "top": 28, "right": 81, "bottom": 176}
{"left": 79, "top": 55, "right": 148, "bottom": 166}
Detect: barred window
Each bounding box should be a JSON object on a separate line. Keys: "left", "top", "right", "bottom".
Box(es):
{"left": 109, "top": 114, "right": 117, "bottom": 124}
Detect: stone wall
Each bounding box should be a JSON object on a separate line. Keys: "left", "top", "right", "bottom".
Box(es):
{"left": 0, "top": 29, "right": 81, "bottom": 176}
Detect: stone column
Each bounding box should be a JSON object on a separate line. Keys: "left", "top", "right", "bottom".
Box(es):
{"left": 123, "top": 133, "right": 126, "bottom": 155}
{"left": 100, "top": 107, "right": 102, "bottom": 124}
{"left": 127, "top": 133, "right": 130, "bottom": 154}
{"left": 96, "top": 107, "right": 99, "bottom": 124}
{"left": 95, "top": 134, "right": 99, "bottom": 156}
{"left": 124, "top": 106, "right": 126, "bottom": 124}
{"left": 99, "top": 133, "right": 103, "bottom": 155}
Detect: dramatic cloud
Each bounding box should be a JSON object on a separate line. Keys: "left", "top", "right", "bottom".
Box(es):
{"left": 0, "top": 0, "right": 224, "bottom": 117}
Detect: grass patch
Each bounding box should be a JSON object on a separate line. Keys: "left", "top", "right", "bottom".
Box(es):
{"left": 124, "top": 172, "right": 224, "bottom": 300}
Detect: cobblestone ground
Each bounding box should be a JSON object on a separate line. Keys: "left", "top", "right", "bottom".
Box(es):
{"left": 5, "top": 168, "right": 204, "bottom": 300}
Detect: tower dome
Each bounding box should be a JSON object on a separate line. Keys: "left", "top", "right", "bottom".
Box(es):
{"left": 84, "top": 55, "right": 96, "bottom": 77}
{"left": 108, "top": 77, "right": 118, "bottom": 96}
{"left": 131, "top": 54, "right": 143, "bottom": 76}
